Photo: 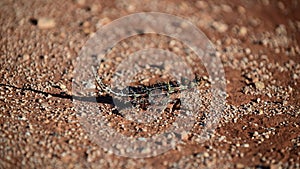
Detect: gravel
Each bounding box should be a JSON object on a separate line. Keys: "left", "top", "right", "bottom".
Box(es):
{"left": 0, "top": 0, "right": 299, "bottom": 169}
{"left": 37, "top": 17, "right": 56, "bottom": 29}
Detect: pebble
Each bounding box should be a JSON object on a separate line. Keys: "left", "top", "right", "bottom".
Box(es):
{"left": 181, "top": 131, "right": 189, "bottom": 141}
{"left": 238, "top": 26, "right": 247, "bottom": 36}
{"left": 237, "top": 6, "right": 246, "bottom": 14}
{"left": 243, "top": 143, "right": 249, "bottom": 148}
{"left": 91, "top": 4, "right": 101, "bottom": 12}
{"left": 292, "top": 74, "right": 298, "bottom": 79}
{"left": 38, "top": 17, "right": 56, "bottom": 29}
{"left": 22, "top": 54, "right": 30, "bottom": 61}
{"left": 212, "top": 21, "right": 228, "bottom": 33}
{"left": 244, "top": 48, "right": 251, "bottom": 55}
{"left": 275, "top": 24, "right": 287, "bottom": 35}
{"left": 221, "top": 4, "right": 232, "bottom": 13}
{"left": 250, "top": 18, "right": 261, "bottom": 27}
{"left": 236, "top": 163, "right": 244, "bottom": 168}
{"left": 264, "top": 134, "right": 270, "bottom": 139}
{"left": 256, "top": 98, "right": 261, "bottom": 103}
{"left": 59, "top": 84, "right": 67, "bottom": 90}
{"left": 41, "top": 102, "right": 49, "bottom": 109}
{"left": 195, "top": 1, "right": 208, "bottom": 9}
{"left": 74, "top": 0, "right": 85, "bottom": 6}
{"left": 259, "top": 109, "right": 264, "bottom": 115}
{"left": 127, "top": 4, "right": 136, "bottom": 12}
{"left": 255, "top": 81, "right": 265, "bottom": 90}
{"left": 253, "top": 131, "right": 259, "bottom": 137}
{"left": 96, "top": 17, "right": 111, "bottom": 28}
{"left": 203, "top": 152, "right": 209, "bottom": 157}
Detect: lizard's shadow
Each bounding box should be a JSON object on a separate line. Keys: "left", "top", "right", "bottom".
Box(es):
{"left": 0, "top": 83, "right": 145, "bottom": 117}
{"left": 0, "top": 83, "right": 113, "bottom": 104}
{"left": 0, "top": 83, "right": 181, "bottom": 117}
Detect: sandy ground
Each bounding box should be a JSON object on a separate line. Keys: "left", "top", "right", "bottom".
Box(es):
{"left": 1, "top": 0, "right": 300, "bottom": 168}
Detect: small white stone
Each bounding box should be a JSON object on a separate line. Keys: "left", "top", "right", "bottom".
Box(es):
{"left": 75, "top": 0, "right": 85, "bottom": 6}
{"left": 212, "top": 21, "right": 228, "bottom": 33}
{"left": 255, "top": 81, "right": 265, "bottom": 90}
{"left": 237, "top": 6, "right": 246, "bottom": 14}
{"left": 38, "top": 17, "right": 56, "bottom": 29}
{"left": 236, "top": 163, "right": 244, "bottom": 168}
{"left": 245, "top": 48, "right": 251, "bottom": 55}
{"left": 243, "top": 143, "right": 249, "bottom": 148}
{"left": 239, "top": 26, "right": 247, "bottom": 36}
{"left": 23, "top": 54, "right": 30, "bottom": 61}
{"left": 203, "top": 152, "right": 209, "bottom": 157}
{"left": 60, "top": 84, "right": 67, "bottom": 90}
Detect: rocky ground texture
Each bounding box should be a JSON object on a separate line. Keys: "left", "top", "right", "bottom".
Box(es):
{"left": 1, "top": 0, "right": 300, "bottom": 168}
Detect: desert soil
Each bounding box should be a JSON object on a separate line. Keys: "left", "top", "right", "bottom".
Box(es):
{"left": 1, "top": 0, "right": 300, "bottom": 168}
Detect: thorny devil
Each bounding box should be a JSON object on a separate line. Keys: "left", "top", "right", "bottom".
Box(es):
{"left": 92, "top": 67, "right": 209, "bottom": 110}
